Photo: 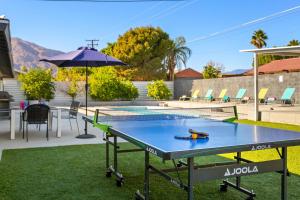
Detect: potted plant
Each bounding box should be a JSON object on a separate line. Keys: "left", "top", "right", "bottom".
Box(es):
{"left": 18, "top": 68, "right": 55, "bottom": 104}
{"left": 65, "top": 80, "right": 81, "bottom": 101}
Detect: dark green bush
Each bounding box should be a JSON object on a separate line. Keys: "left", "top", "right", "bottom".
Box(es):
{"left": 89, "top": 67, "right": 138, "bottom": 101}
{"left": 147, "top": 80, "right": 172, "bottom": 100}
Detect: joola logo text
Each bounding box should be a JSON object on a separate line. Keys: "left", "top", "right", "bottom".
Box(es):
{"left": 251, "top": 144, "right": 271, "bottom": 151}
{"left": 146, "top": 147, "right": 157, "bottom": 155}
{"left": 224, "top": 166, "right": 258, "bottom": 177}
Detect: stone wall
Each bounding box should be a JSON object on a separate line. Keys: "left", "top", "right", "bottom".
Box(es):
{"left": 174, "top": 72, "right": 300, "bottom": 103}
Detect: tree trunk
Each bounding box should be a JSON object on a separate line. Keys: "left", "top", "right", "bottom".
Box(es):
{"left": 168, "top": 57, "right": 176, "bottom": 81}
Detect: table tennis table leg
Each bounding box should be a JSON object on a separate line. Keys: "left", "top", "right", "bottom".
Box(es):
{"left": 187, "top": 157, "right": 194, "bottom": 200}
{"left": 113, "top": 136, "right": 118, "bottom": 172}
{"left": 135, "top": 150, "right": 150, "bottom": 200}
{"left": 105, "top": 134, "right": 111, "bottom": 177}
{"left": 144, "top": 151, "right": 150, "bottom": 200}
{"left": 281, "top": 147, "right": 287, "bottom": 200}
{"left": 236, "top": 152, "right": 241, "bottom": 188}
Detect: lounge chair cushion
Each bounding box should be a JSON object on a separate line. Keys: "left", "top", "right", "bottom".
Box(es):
{"left": 258, "top": 88, "right": 268, "bottom": 100}
{"left": 281, "top": 88, "right": 295, "bottom": 100}
{"left": 218, "top": 89, "right": 227, "bottom": 99}
{"left": 235, "top": 88, "right": 246, "bottom": 99}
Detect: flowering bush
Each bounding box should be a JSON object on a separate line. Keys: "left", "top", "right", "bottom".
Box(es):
{"left": 147, "top": 80, "right": 172, "bottom": 100}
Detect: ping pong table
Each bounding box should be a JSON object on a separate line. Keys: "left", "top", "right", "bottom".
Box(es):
{"left": 83, "top": 108, "right": 300, "bottom": 200}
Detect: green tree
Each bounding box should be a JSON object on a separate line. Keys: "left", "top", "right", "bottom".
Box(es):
{"left": 89, "top": 67, "right": 138, "bottom": 101}
{"left": 288, "top": 39, "right": 300, "bottom": 46}
{"left": 251, "top": 29, "right": 268, "bottom": 48}
{"left": 101, "top": 26, "right": 173, "bottom": 81}
{"left": 18, "top": 68, "right": 55, "bottom": 100}
{"left": 56, "top": 68, "right": 86, "bottom": 82}
{"left": 56, "top": 68, "right": 86, "bottom": 100}
{"left": 101, "top": 42, "right": 116, "bottom": 55}
{"left": 165, "top": 37, "right": 192, "bottom": 81}
{"left": 147, "top": 80, "right": 172, "bottom": 100}
{"left": 202, "top": 61, "right": 222, "bottom": 79}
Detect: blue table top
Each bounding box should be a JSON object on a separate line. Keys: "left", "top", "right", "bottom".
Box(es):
{"left": 86, "top": 115, "right": 300, "bottom": 159}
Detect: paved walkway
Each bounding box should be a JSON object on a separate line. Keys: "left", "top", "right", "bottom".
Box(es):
{"left": 0, "top": 107, "right": 132, "bottom": 160}
{"left": 0, "top": 112, "right": 103, "bottom": 160}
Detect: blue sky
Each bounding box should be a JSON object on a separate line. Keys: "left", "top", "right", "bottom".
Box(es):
{"left": 1, "top": 0, "right": 300, "bottom": 72}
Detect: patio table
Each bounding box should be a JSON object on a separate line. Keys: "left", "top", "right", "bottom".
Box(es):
{"left": 10, "top": 107, "right": 61, "bottom": 140}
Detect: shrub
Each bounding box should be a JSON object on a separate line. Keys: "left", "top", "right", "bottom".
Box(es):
{"left": 147, "top": 80, "right": 172, "bottom": 100}
{"left": 18, "top": 68, "right": 55, "bottom": 101}
{"left": 66, "top": 81, "right": 79, "bottom": 100}
{"left": 119, "top": 80, "right": 139, "bottom": 100}
{"left": 89, "top": 67, "right": 138, "bottom": 101}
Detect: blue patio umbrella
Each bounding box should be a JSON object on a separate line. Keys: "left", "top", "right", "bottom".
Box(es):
{"left": 41, "top": 47, "right": 126, "bottom": 138}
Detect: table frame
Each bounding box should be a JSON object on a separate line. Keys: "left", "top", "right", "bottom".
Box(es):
{"left": 102, "top": 129, "right": 289, "bottom": 200}
{"left": 83, "top": 111, "right": 295, "bottom": 200}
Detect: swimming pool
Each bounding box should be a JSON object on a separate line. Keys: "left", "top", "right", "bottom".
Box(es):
{"left": 111, "top": 106, "right": 160, "bottom": 115}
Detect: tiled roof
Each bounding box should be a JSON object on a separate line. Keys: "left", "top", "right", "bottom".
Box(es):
{"left": 175, "top": 68, "right": 203, "bottom": 78}
{"left": 245, "top": 57, "right": 300, "bottom": 75}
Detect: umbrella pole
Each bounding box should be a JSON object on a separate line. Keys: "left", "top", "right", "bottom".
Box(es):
{"left": 76, "top": 64, "right": 96, "bottom": 139}
{"left": 85, "top": 65, "right": 88, "bottom": 133}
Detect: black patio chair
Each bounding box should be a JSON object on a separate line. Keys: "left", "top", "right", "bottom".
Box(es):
{"left": 53, "top": 101, "right": 80, "bottom": 134}
{"left": 22, "top": 104, "right": 50, "bottom": 142}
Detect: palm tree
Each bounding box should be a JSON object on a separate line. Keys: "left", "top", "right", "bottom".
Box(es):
{"left": 251, "top": 29, "right": 268, "bottom": 48}
{"left": 287, "top": 39, "right": 300, "bottom": 46}
{"left": 165, "top": 37, "right": 192, "bottom": 80}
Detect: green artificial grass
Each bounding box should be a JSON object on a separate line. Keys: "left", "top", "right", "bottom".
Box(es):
{"left": 222, "top": 119, "right": 300, "bottom": 175}
{"left": 235, "top": 119, "right": 300, "bottom": 132}
{"left": 1, "top": 143, "right": 300, "bottom": 200}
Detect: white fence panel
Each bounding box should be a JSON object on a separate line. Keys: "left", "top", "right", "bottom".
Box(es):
{"left": 2, "top": 79, "right": 25, "bottom": 102}
{"left": 2, "top": 79, "right": 174, "bottom": 105}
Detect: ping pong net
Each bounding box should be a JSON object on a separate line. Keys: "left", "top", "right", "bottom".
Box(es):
{"left": 92, "top": 105, "right": 238, "bottom": 123}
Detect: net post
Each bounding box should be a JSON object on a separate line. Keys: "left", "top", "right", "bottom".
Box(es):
{"left": 233, "top": 105, "right": 238, "bottom": 120}
{"left": 95, "top": 109, "right": 99, "bottom": 123}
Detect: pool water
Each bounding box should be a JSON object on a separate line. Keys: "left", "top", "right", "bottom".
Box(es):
{"left": 111, "top": 106, "right": 161, "bottom": 115}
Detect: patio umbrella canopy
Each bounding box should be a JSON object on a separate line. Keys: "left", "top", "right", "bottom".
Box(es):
{"left": 41, "top": 46, "right": 126, "bottom": 138}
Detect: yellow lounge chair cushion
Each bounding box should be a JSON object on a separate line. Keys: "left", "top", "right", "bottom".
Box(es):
{"left": 218, "top": 89, "right": 227, "bottom": 98}
{"left": 258, "top": 88, "right": 268, "bottom": 100}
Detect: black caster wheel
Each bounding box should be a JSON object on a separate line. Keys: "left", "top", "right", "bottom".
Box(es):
{"left": 135, "top": 195, "right": 142, "bottom": 200}
{"left": 106, "top": 171, "right": 112, "bottom": 178}
{"left": 135, "top": 196, "right": 143, "bottom": 200}
{"left": 220, "top": 184, "right": 228, "bottom": 192}
{"left": 116, "top": 179, "right": 124, "bottom": 187}
{"left": 135, "top": 191, "right": 144, "bottom": 200}
{"left": 176, "top": 163, "right": 182, "bottom": 168}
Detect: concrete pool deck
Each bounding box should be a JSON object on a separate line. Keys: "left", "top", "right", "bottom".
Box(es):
{"left": 1, "top": 102, "right": 300, "bottom": 160}
{"left": 165, "top": 101, "right": 300, "bottom": 124}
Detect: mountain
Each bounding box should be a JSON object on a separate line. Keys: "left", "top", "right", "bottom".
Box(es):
{"left": 223, "top": 69, "right": 249, "bottom": 75}
{"left": 11, "top": 37, "right": 64, "bottom": 70}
